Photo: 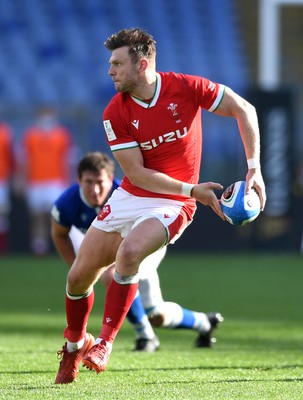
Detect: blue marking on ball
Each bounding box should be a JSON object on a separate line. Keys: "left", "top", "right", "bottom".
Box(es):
{"left": 220, "top": 181, "right": 261, "bottom": 226}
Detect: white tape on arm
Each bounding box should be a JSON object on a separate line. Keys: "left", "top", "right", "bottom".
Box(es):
{"left": 247, "top": 158, "right": 261, "bottom": 169}
{"left": 181, "top": 183, "right": 195, "bottom": 197}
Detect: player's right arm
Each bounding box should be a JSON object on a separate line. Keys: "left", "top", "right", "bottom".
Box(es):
{"left": 50, "top": 218, "right": 76, "bottom": 267}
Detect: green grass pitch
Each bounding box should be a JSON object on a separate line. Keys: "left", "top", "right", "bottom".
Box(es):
{"left": 0, "top": 252, "right": 302, "bottom": 399}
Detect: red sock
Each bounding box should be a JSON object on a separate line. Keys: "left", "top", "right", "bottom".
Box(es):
{"left": 100, "top": 279, "right": 138, "bottom": 343}
{"left": 64, "top": 290, "right": 95, "bottom": 342}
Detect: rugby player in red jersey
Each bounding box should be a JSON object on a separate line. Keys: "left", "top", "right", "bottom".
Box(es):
{"left": 55, "top": 27, "right": 266, "bottom": 383}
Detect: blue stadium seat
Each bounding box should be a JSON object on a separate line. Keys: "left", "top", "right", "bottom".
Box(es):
{"left": 0, "top": 0, "right": 249, "bottom": 107}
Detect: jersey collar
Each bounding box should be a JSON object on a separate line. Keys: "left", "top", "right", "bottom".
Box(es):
{"left": 130, "top": 73, "right": 161, "bottom": 109}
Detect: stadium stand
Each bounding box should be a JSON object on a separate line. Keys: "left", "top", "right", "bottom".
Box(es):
{"left": 0, "top": 0, "right": 250, "bottom": 176}
{"left": 0, "top": 0, "right": 249, "bottom": 105}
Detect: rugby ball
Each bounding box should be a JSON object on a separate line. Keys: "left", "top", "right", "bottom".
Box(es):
{"left": 220, "top": 181, "right": 261, "bottom": 226}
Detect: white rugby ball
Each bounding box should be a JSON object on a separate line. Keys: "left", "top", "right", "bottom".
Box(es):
{"left": 220, "top": 181, "right": 261, "bottom": 226}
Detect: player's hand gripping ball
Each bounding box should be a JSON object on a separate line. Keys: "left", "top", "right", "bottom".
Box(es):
{"left": 220, "top": 181, "right": 261, "bottom": 226}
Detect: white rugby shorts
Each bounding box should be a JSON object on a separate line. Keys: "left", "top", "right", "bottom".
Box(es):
{"left": 26, "top": 181, "right": 67, "bottom": 212}
{"left": 92, "top": 187, "right": 192, "bottom": 245}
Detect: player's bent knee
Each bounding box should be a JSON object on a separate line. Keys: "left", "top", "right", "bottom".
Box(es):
{"left": 67, "top": 269, "right": 88, "bottom": 293}
{"left": 118, "top": 239, "right": 147, "bottom": 264}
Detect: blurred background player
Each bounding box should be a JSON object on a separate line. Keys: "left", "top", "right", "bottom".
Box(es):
{"left": 0, "top": 120, "right": 14, "bottom": 253}
{"left": 15, "top": 106, "right": 76, "bottom": 256}
{"left": 51, "top": 152, "right": 223, "bottom": 353}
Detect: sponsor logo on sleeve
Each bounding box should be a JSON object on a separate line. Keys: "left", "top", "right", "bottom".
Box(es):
{"left": 103, "top": 120, "right": 117, "bottom": 141}
{"left": 51, "top": 205, "right": 60, "bottom": 221}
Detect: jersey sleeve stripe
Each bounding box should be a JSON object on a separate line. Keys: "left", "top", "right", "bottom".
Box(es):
{"left": 208, "top": 84, "right": 225, "bottom": 112}
{"left": 110, "top": 141, "right": 139, "bottom": 152}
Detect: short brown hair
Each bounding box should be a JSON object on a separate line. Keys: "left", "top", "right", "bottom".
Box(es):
{"left": 104, "top": 28, "right": 156, "bottom": 64}
{"left": 77, "top": 152, "right": 115, "bottom": 179}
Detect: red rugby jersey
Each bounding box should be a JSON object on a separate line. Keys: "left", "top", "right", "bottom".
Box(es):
{"left": 103, "top": 72, "right": 224, "bottom": 211}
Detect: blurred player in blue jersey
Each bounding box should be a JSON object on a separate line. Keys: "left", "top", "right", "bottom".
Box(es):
{"left": 51, "top": 152, "right": 223, "bottom": 358}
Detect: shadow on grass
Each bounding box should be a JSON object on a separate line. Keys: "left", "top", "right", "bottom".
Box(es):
{"left": 143, "top": 377, "right": 303, "bottom": 385}
{"left": 1, "top": 363, "right": 302, "bottom": 375}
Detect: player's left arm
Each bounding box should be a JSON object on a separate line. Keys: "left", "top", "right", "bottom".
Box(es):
{"left": 51, "top": 218, "right": 76, "bottom": 267}
{"left": 213, "top": 86, "right": 266, "bottom": 210}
